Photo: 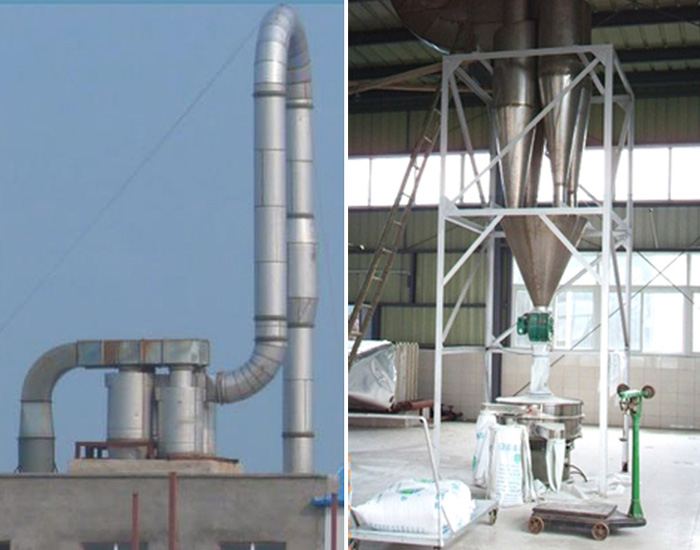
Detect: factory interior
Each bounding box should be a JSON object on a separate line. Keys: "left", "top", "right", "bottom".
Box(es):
{"left": 346, "top": 1, "right": 700, "bottom": 548}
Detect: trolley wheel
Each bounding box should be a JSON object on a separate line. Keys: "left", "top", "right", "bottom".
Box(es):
{"left": 591, "top": 522, "right": 610, "bottom": 541}
{"left": 642, "top": 385, "right": 655, "bottom": 399}
{"left": 488, "top": 509, "right": 498, "bottom": 525}
{"left": 617, "top": 383, "right": 630, "bottom": 395}
{"left": 528, "top": 515, "right": 544, "bottom": 535}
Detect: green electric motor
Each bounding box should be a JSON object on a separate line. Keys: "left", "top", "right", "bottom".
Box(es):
{"left": 517, "top": 312, "right": 553, "bottom": 343}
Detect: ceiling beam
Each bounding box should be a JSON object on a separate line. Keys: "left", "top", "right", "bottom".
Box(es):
{"left": 617, "top": 45, "right": 700, "bottom": 63}
{"left": 349, "top": 6, "right": 700, "bottom": 47}
{"left": 592, "top": 6, "right": 700, "bottom": 27}
{"left": 349, "top": 28, "right": 414, "bottom": 47}
{"left": 350, "top": 64, "right": 434, "bottom": 82}
{"left": 349, "top": 69, "right": 700, "bottom": 113}
{"left": 628, "top": 68, "right": 700, "bottom": 87}
{"left": 350, "top": 46, "right": 700, "bottom": 81}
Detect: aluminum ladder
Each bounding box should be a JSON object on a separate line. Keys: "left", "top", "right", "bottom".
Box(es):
{"left": 347, "top": 90, "right": 442, "bottom": 368}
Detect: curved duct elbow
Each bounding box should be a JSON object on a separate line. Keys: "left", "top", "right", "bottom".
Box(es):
{"left": 18, "top": 343, "right": 79, "bottom": 473}
{"left": 214, "top": 5, "right": 314, "bottom": 405}
{"left": 214, "top": 341, "right": 286, "bottom": 403}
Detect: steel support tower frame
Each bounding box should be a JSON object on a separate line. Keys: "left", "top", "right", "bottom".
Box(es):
{"left": 434, "top": 44, "right": 635, "bottom": 497}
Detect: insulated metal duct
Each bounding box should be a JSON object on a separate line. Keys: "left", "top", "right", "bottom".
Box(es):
{"left": 18, "top": 340, "right": 210, "bottom": 473}
{"left": 203, "top": 4, "right": 319, "bottom": 474}
{"left": 18, "top": 343, "right": 79, "bottom": 473}
{"left": 390, "top": 0, "right": 505, "bottom": 53}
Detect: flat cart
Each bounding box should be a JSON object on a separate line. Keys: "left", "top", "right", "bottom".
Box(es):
{"left": 528, "top": 501, "right": 645, "bottom": 541}
{"left": 527, "top": 385, "right": 654, "bottom": 541}
{"left": 349, "top": 413, "right": 498, "bottom": 549}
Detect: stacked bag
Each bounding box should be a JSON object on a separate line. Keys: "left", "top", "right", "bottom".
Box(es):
{"left": 353, "top": 478, "right": 476, "bottom": 536}
{"left": 473, "top": 411, "right": 536, "bottom": 506}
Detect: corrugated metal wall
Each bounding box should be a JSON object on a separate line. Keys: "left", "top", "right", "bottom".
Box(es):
{"left": 349, "top": 97, "right": 700, "bottom": 156}
{"left": 349, "top": 106, "right": 491, "bottom": 156}
{"left": 349, "top": 205, "right": 700, "bottom": 346}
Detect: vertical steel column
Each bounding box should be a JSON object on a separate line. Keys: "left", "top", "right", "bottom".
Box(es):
{"left": 623, "top": 103, "right": 635, "bottom": 472}
{"left": 598, "top": 46, "right": 615, "bottom": 497}
{"left": 131, "top": 492, "right": 140, "bottom": 550}
{"left": 168, "top": 472, "right": 179, "bottom": 550}
{"left": 484, "top": 235, "right": 496, "bottom": 402}
{"left": 433, "top": 57, "right": 451, "bottom": 476}
{"left": 491, "top": 240, "right": 511, "bottom": 401}
{"left": 489, "top": 114, "right": 506, "bottom": 402}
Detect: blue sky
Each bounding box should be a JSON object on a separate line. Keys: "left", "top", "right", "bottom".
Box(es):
{"left": 0, "top": 2, "right": 344, "bottom": 473}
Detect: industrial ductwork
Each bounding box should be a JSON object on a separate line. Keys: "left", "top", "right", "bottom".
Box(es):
{"left": 17, "top": 5, "right": 317, "bottom": 475}
{"left": 19, "top": 340, "right": 211, "bottom": 473}
{"left": 212, "top": 3, "right": 317, "bottom": 474}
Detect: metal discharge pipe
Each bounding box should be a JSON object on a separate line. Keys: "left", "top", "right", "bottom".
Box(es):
{"left": 213, "top": 5, "right": 317, "bottom": 473}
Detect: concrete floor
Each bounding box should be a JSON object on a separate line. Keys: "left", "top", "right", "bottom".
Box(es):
{"left": 349, "top": 421, "right": 700, "bottom": 549}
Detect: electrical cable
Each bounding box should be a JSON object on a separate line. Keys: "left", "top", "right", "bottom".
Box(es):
{"left": 0, "top": 23, "right": 258, "bottom": 340}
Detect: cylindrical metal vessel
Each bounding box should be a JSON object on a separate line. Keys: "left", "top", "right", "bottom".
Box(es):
{"left": 538, "top": 0, "right": 592, "bottom": 207}
{"left": 159, "top": 367, "right": 200, "bottom": 457}
{"left": 105, "top": 368, "right": 154, "bottom": 459}
{"left": 495, "top": 394, "right": 584, "bottom": 483}
{"left": 203, "top": 401, "right": 217, "bottom": 456}
{"left": 493, "top": 15, "right": 539, "bottom": 209}
{"left": 497, "top": 394, "right": 584, "bottom": 441}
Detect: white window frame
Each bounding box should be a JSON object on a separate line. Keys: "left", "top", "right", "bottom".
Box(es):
{"left": 348, "top": 145, "right": 700, "bottom": 208}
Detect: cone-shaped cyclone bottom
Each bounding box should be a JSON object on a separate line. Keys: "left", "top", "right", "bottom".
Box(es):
{"left": 502, "top": 215, "right": 587, "bottom": 308}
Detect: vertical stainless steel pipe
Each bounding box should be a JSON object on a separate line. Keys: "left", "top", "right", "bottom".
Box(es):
{"left": 214, "top": 5, "right": 316, "bottom": 473}
{"left": 285, "top": 48, "right": 316, "bottom": 472}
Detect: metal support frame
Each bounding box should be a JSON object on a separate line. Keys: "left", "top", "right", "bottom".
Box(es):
{"left": 433, "top": 45, "right": 635, "bottom": 497}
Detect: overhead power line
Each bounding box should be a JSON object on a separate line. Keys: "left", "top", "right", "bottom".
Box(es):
{"left": 0, "top": 24, "right": 257, "bottom": 339}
